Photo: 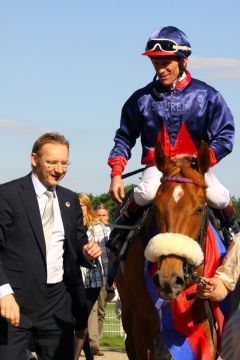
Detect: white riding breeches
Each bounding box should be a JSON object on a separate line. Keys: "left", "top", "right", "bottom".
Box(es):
{"left": 133, "top": 165, "right": 231, "bottom": 209}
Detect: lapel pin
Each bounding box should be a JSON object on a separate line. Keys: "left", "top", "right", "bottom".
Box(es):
{"left": 65, "top": 201, "right": 71, "bottom": 208}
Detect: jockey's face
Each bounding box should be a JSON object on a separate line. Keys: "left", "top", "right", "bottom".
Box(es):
{"left": 150, "top": 56, "right": 188, "bottom": 86}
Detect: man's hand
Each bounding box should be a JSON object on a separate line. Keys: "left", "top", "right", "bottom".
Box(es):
{"left": 109, "top": 175, "right": 125, "bottom": 204}
{"left": 197, "top": 276, "right": 229, "bottom": 302}
{"left": 83, "top": 239, "right": 102, "bottom": 261}
{"left": 0, "top": 294, "right": 20, "bottom": 327}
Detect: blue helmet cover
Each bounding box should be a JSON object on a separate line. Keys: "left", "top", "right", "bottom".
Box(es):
{"left": 144, "top": 26, "right": 192, "bottom": 58}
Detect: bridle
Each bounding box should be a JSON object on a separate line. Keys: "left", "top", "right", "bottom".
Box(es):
{"left": 158, "top": 175, "right": 219, "bottom": 356}
{"left": 160, "top": 175, "right": 209, "bottom": 285}
{"left": 160, "top": 175, "right": 207, "bottom": 189}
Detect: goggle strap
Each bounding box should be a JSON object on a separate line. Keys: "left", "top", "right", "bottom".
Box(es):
{"left": 172, "top": 45, "right": 191, "bottom": 51}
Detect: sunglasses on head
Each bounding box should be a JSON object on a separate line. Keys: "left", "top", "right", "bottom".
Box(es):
{"left": 146, "top": 38, "right": 191, "bottom": 53}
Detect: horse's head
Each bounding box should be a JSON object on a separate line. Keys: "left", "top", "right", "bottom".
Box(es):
{"left": 144, "top": 141, "right": 210, "bottom": 300}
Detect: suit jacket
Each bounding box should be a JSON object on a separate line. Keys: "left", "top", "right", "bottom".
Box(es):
{"left": 0, "top": 173, "right": 91, "bottom": 329}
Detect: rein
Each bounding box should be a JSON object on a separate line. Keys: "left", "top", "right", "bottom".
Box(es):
{"left": 122, "top": 167, "right": 145, "bottom": 179}
{"left": 107, "top": 223, "right": 141, "bottom": 230}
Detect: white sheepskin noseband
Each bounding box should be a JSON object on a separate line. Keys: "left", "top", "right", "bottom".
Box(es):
{"left": 144, "top": 233, "right": 204, "bottom": 267}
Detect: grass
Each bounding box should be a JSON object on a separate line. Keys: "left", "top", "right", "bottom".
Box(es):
{"left": 100, "top": 303, "right": 125, "bottom": 350}
{"left": 100, "top": 335, "right": 125, "bottom": 350}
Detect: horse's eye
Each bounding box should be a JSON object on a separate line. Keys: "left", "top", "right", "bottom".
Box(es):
{"left": 196, "top": 207, "right": 203, "bottom": 215}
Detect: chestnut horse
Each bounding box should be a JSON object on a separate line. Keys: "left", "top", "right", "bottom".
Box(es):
{"left": 116, "top": 141, "right": 220, "bottom": 360}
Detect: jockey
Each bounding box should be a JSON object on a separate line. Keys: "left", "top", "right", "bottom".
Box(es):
{"left": 107, "top": 25, "right": 239, "bottom": 255}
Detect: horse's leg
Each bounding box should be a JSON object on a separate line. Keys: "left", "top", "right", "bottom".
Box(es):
{"left": 116, "top": 237, "right": 161, "bottom": 359}
{"left": 116, "top": 265, "right": 135, "bottom": 359}
{"left": 121, "top": 305, "right": 136, "bottom": 360}
{"left": 117, "top": 280, "right": 149, "bottom": 359}
{"left": 131, "top": 314, "right": 150, "bottom": 360}
{"left": 190, "top": 298, "right": 217, "bottom": 359}
{"left": 131, "top": 317, "right": 173, "bottom": 360}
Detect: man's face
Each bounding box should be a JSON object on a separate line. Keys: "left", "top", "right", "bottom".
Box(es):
{"left": 151, "top": 56, "right": 187, "bottom": 86}
{"left": 31, "top": 143, "right": 69, "bottom": 188}
{"left": 96, "top": 209, "right": 109, "bottom": 224}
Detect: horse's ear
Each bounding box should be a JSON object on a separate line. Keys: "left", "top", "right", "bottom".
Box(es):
{"left": 155, "top": 141, "right": 171, "bottom": 172}
{"left": 197, "top": 140, "right": 210, "bottom": 175}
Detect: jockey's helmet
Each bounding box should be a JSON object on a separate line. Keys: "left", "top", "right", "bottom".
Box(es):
{"left": 142, "top": 26, "right": 192, "bottom": 59}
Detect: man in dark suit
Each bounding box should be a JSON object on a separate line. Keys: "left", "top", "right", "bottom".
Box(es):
{"left": 0, "top": 132, "right": 101, "bottom": 360}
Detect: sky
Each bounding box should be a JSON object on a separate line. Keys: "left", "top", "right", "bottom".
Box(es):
{"left": 0, "top": 0, "right": 240, "bottom": 197}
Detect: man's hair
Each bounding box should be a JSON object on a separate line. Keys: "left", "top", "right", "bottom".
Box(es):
{"left": 32, "top": 132, "right": 70, "bottom": 155}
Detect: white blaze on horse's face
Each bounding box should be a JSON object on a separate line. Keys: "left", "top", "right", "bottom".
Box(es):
{"left": 172, "top": 185, "right": 184, "bottom": 203}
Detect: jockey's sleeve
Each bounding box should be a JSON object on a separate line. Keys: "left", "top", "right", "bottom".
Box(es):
{"left": 206, "top": 92, "right": 235, "bottom": 166}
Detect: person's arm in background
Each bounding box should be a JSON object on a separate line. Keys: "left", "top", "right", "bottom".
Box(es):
{"left": 197, "top": 233, "right": 240, "bottom": 301}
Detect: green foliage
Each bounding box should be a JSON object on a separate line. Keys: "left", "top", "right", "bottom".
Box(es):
{"left": 89, "top": 188, "right": 240, "bottom": 223}
{"left": 232, "top": 197, "right": 240, "bottom": 222}
{"left": 89, "top": 184, "right": 135, "bottom": 222}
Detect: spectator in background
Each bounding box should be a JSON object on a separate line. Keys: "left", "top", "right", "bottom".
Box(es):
{"left": 74, "top": 195, "right": 110, "bottom": 359}
{"left": 95, "top": 204, "right": 110, "bottom": 226}
{"left": 91, "top": 204, "right": 115, "bottom": 355}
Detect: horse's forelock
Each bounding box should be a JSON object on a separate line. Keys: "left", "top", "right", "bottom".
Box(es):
{"left": 182, "top": 163, "right": 206, "bottom": 188}
{"left": 162, "top": 157, "right": 206, "bottom": 189}
{"left": 174, "top": 157, "right": 206, "bottom": 188}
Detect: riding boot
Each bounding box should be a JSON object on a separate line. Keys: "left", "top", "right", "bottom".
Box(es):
{"left": 220, "top": 201, "right": 240, "bottom": 234}
{"left": 107, "top": 194, "right": 142, "bottom": 256}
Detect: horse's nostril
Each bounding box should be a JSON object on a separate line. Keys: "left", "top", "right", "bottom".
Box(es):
{"left": 153, "top": 274, "right": 160, "bottom": 288}
{"left": 175, "top": 276, "right": 184, "bottom": 286}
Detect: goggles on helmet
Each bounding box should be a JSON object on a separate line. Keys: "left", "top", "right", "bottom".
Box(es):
{"left": 145, "top": 38, "right": 191, "bottom": 54}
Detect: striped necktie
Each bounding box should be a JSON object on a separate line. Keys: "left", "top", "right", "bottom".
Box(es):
{"left": 42, "top": 190, "right": 54, "bottom": 253}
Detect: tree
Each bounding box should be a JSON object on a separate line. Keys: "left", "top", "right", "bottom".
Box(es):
{"left": 89, "top": 184, "right": 135, "bottom": 223}
{"left": 90, "top": 189, "right": 240, "bottom": 224}
{"left": 233, "top": 197, "right": 240, "bottom": 222}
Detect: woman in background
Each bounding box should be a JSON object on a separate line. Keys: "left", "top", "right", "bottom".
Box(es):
{"left": 74, "top": 194, "right": 110, "bottom": 360}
